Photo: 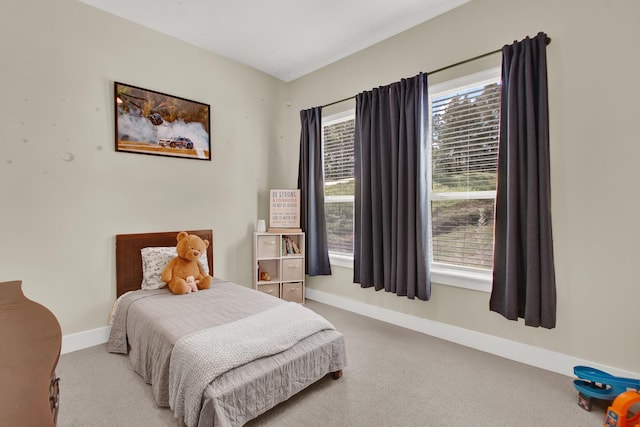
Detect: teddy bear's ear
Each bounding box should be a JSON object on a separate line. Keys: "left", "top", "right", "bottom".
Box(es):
{"left": 176, "top": 231, "right": 189, "bottom": 242}
{"left": 203, "top": 239, "right": 210, "bottom": 249}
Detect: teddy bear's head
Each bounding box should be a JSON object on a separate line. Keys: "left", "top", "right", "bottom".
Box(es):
{"left": 175, "top": 231, "right": 210, "bottom": 263}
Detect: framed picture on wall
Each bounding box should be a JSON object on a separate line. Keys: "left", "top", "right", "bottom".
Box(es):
{"left": 114, "top": 81, "right": 211, "bottom": 161}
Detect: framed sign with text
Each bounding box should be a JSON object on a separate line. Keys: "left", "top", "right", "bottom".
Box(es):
{"left": 269, "top": 189, "right": 301, "bottom": 229}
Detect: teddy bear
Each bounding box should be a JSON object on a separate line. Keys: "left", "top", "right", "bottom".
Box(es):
{"left": 161, "top": 231, "right": 213, "bottom": 295}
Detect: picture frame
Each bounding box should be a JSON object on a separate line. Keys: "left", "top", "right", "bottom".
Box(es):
{"left": 269, "top": 189, "right": 301, "bottom": 229}
{"left": 114, "top": 81, "right": 211, "bottom": 161}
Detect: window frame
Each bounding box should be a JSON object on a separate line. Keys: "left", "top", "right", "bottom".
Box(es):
{"left": 428, "top": 67, "right": 501, "bottom": 292}
{"left": 322, "top": 109, "right": 355, "bottom": 268}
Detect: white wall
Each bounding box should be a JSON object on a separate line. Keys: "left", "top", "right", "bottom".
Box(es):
{"left": 0, "top": 0, "right": 286, "bottom": 335}
{"left": 283, "top": 0, "right": 640, "bottom": 375}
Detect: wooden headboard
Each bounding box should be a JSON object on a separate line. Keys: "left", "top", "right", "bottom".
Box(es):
{"left": 115, "top": 229, "right": 214, "bottom": 297}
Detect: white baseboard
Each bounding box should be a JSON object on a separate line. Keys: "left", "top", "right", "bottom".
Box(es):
{"left": 305, "top": 288, "right": 639, "bottom": 379}
{"left": 61, "top": 291, "right": 638, "bottom": 380}
{"left": 61, "top": 326, "right": 111, "bottom": 355}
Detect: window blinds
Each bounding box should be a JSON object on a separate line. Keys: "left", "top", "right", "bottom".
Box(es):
{"left": 431, "top": 81, "right": 500, "bottom": 270}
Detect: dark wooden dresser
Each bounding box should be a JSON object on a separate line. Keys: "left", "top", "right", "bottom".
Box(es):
{"left": 0, "top": 280, "right": 62, "bottom": 426}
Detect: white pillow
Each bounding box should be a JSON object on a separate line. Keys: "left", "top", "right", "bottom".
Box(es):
{"left": 140, "top": 246, "right": 210, "bottom": 290}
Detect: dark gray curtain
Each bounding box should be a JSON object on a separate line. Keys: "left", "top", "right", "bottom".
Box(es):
{"left": 297, "top": 107, "right": 331, "bottom": 276}
{"left": 490, "top": 32, "right": 556, "bottom": 328}
{"left": 353, "top": 73, "right": 430, "bottom": 300}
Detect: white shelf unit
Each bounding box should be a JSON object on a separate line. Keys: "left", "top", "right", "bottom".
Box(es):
{"left": 253, "top": 232, "right": 305, "bottom": 303}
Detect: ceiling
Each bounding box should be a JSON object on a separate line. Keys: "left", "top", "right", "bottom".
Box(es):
{"left": 79, "top": 0, "right": 470, "bottom": 82}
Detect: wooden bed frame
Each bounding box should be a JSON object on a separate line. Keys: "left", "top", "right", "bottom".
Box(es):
{"left": 115, "top": 229, "right": 214, "bottom": 297}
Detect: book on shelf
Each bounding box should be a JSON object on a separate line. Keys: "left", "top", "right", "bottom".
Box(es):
{"left": 282, "top": 236, "right": 301, "bottom": 255}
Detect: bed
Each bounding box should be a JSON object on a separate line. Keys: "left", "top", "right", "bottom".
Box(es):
{"left": 108, "top": 230, "right": 346, "bottom": 427}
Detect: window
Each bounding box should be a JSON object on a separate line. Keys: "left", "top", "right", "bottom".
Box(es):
{"left": 320, "top": 68, "right": 500, "bottom": 289}
{"left": 322, "top": 111, "right": 355, "bottom": 267}
{"left": 429, "top": 68, "right": 500, "bottom": 291}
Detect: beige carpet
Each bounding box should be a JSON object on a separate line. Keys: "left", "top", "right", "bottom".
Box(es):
{"left": 56, "top": 300, "right": 606, "bottom": 426}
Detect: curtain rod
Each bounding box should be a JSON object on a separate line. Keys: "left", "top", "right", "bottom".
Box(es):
{"left": 321, "top": 36, "right": 552, "bottom": 109}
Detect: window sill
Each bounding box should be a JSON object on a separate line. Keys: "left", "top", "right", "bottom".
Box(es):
{"left": 431, "top": 265, "right": 492, "bottom": 293}
{"left": 328, "top": 254, "right": 491, "bottom": 293}
{"left": 329, "top": 252, "right": 353, "bottom": 269}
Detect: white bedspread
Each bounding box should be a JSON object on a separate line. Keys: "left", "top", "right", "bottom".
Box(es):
{"left": 169, "top": 301, "right": 336, "bottom": 427}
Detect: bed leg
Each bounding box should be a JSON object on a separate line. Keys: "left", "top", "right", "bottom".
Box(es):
{"left": 331, "top": 370, "right": 343, "bottom": 380}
